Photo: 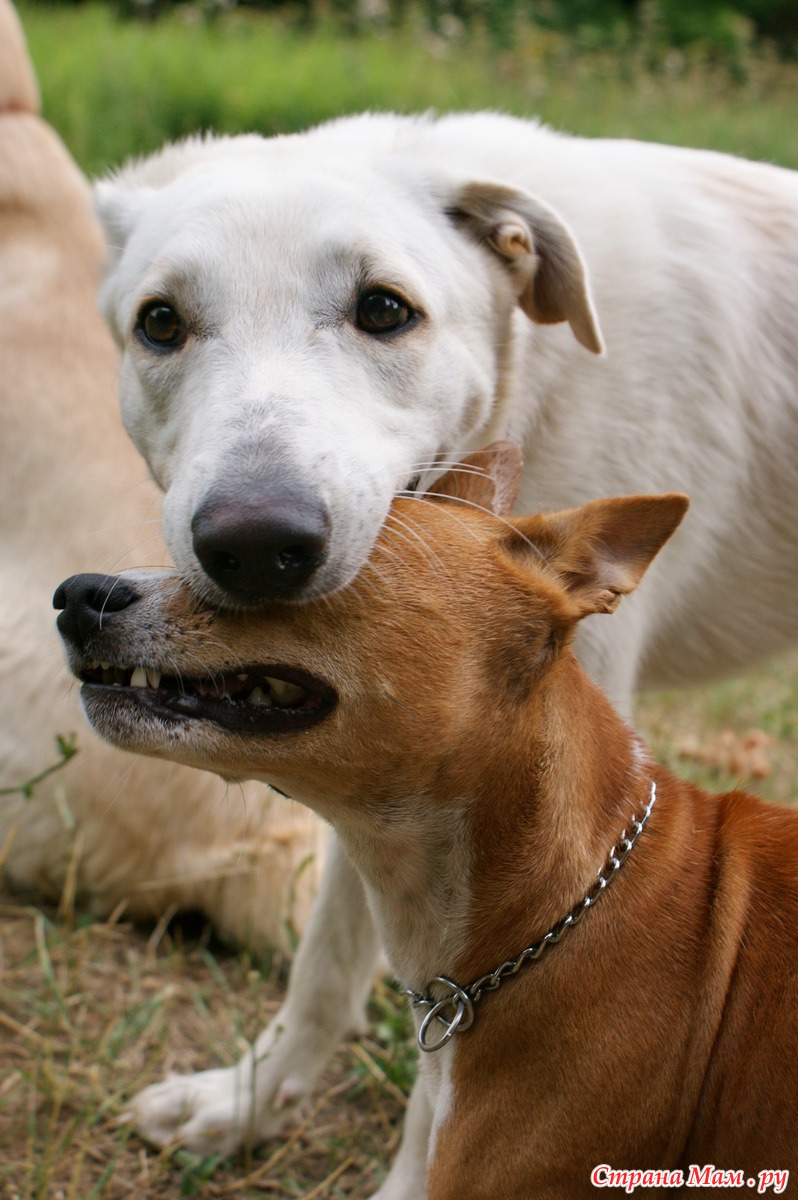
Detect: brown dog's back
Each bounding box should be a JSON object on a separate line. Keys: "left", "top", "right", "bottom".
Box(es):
{"left": 680, "top": 788, "right": 798, "bottom": 1165}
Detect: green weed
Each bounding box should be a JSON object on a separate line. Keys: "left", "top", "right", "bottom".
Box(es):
{"left": 19, "top": 3, "right": 798, "bottom": 178}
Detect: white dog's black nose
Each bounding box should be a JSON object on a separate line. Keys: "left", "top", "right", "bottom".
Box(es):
{"left": 54, "top": 573, "right": 139, "bottom": 646}
{"left": 191, "top": 484, "right": 331, "bottom": 603}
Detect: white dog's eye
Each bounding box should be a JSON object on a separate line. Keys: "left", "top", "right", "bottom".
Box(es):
{"left": 355, "top": 289, "right": 415, "bottom": 335}
{"left": 136, "top": 301, "right": 188, "bottom": 350}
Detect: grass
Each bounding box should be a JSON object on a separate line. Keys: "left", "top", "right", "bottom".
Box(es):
{"left": 4, "top": 6, "right": 798, "bottom": 1195}
{"left": 0, "top": 901, "right": 413, "bottom": 1197}
{"left": 638, "top": 650, "right": 798, "bottom": 806}
{"left": 18, "top": 3, "right": 798, "bottom": 177}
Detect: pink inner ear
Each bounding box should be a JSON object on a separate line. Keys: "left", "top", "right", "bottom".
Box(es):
{"left": 429, "top": 440, "right": 523, "bottom": 516}
{"left": 515, "top": 492, "right": 690, "bottom": 619}
{"left": 489, "top": 219, "right": 533, "bottom": 261}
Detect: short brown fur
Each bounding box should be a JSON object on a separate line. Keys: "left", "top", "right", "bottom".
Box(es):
{"left": 58, "top": 444, "right": 798, "bottom": 1194}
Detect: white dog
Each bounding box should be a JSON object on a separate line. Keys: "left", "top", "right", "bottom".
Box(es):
{"left": 0, "top": 0, "right": 322, "bottom": 952}
{"left": 95, "top": 113, "right": 798, "bottom": 1194}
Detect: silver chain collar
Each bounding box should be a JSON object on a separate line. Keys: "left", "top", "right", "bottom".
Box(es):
{"left": 405, "top": 781, "right": 657, "bottom": 1052}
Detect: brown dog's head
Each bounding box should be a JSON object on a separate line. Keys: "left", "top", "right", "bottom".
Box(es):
{"left": 55, "top": 443, "right": 687, "bottom": 817}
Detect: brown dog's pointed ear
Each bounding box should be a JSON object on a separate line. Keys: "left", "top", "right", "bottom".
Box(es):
{"left": 430, "top": 441, "right": 523, "bottom": 516}
{"left": 515, "top": 493, "right": 690, "bottom": 617}
{"left": 449, "top": 181, "right": 604, "bottom": 355}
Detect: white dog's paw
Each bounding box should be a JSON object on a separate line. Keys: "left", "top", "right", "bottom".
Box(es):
{"left": 125, "top": 844, "right": 381, "bottom": 1159}
{"left": 123, "top": 1067, "right": 256, "bottom": 1155}
{"left": 124, "top": 1007, "right": 337, "bottom": 1156}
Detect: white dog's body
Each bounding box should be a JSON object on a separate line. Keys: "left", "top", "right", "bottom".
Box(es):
{"left": 96, "top": 113, "right": 798, "bottom": 1191}
{"left": 97, "top": 115, "right": 798, "bottom": 707}
{"left": 0, "top": 0, "right": 322, "bottom": 948}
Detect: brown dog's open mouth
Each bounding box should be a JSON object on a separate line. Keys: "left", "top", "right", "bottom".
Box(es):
{"left": 78, "top": 661, "right": 337, "bottom": 734}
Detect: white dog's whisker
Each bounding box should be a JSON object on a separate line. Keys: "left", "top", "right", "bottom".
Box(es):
{"left": 383, "top": 512, "right": 449, "bottom": 575}
{"left": 414, "top": 492, "right": 547, "bottom": 562}
{"left": 409, "top": 461, "right": 492, "bottom": 477}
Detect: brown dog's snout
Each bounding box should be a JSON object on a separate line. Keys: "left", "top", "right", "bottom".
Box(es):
{"left": 191, "top": 483, "right": 331, "bottom": 604}
{"left": 53, "top": 573, "right": 140, "bottom": 648}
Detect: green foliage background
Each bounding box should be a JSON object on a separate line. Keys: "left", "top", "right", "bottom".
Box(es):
{"left": 25, "top": 0, "right": 798, "bottom": 54}
{"left": 19, "top": 1, "right": 798, "bottom": 180}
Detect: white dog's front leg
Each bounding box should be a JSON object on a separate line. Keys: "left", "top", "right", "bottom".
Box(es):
{"left": 371, "top": 1075, "right": 431, "bottom": 1200}
{"left": 127, "top": 836, "right": 381, "bottom": 1155}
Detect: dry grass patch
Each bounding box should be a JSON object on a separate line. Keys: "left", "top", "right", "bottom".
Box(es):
{"left": 0, "top": 902, "right": 409, "bottom": 1198}
{"left": 639, "top": 649, "right": 798, "bottom": 807}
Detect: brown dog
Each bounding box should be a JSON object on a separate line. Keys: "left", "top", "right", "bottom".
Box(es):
{"left": 55, "top": 443, "right": 797, "bottom": 1195}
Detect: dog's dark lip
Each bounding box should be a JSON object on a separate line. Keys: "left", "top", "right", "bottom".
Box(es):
{"left": 78, "top": 663, "right": 337, "bottom": 735}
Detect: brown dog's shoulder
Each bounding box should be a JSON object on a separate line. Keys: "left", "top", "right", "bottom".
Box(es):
{"left": 717, "top": 785, "right": 798, "bottom": 885}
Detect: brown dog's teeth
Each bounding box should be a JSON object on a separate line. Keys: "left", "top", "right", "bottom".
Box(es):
{"left": 87, "top": 663, "right": 319, "bottom": 714}
{"left": 265, "top": 677, "right": 307, "bottom": 705}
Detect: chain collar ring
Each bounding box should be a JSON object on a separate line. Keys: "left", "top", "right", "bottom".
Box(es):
{"left": 407, "top": 780, "right": 657, "bottom": 1053}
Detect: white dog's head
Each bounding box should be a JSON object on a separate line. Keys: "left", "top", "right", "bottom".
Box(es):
{"left": 96, "top": 115, "right": 603, "bottom": 607}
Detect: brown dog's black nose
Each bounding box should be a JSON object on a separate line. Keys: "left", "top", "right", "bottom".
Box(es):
{"left": 54, "top": 573, "right": 140, "bottom": 647}
{"left": 191, "top": 484, "right": 331, "bottom": 603}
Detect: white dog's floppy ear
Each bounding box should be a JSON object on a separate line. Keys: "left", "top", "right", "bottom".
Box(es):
{"left": 449, "top": 181, "right": 604, "bottom": 355}
{"left": 93, "top": 135, "right": 235, "bottom": 271}
{"left": 94, "top": 180, "right": 157, "bottom": 272}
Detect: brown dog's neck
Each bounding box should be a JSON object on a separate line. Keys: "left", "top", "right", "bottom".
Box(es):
{"left": 334, "top": 649, "right": 651, "bottom": 996}
{"left": 453, "top": 651, "right": 651, "bottom": 983}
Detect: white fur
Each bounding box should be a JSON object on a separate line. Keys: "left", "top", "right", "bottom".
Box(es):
{"left": 97, "top": 114, "right": 798, "bottom": 1192}
{"left": 0, "top": 1, "right": 322, "bottom": 954}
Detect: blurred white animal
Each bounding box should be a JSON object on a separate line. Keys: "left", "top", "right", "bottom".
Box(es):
{"left": 0, "top": 0, "right": 323, "bottom": 951}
